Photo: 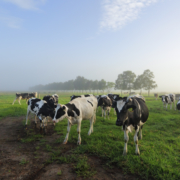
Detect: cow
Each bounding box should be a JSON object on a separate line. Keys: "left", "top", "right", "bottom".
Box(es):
{"left": 97, "top": 95, "right": 112, "bottom": 119}
{"left": 129, "top": 92, "right": 136, "bottom": 95}
{"left": 42, "top": 94, "right": 59, "bottom": 122}
{"left": 25, "top": 98, "right": 55, "bottom": 132}
{"left": 53, "top": 96, "right": 97, "bottom": 145}
{"left": 113, "top": 95, "right": 149, "bottom": 155}
{"left": 154, "top": 93, "right": 158, "bottom": 100}
{"left": 43, "top": 94, "right": 59, "bottom": 108}
{"left": 107, "top": 93, "right": 120, "bottom": 115}
{"left": 12, "top": 92, "right": 37, "bottom": 105}
{"left": 176, "top": 97, "right": 180, "bottom": 112}
{"left": 159, "top": 94, "right": 176, "bottom": 110}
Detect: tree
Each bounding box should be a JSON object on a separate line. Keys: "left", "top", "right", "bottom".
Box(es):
{"left": 115, "top": 74, "right": 124, "bottom": 95}
{"left": 106, "top": 82, "right": 115, "bottom": 92}
{"left": 122, "top": 71, "right": 136, "bottom": 93}
{"left": 133, "top": 74, "right": 144, "bottom": 94}
{"left": 98, "top": 79, "right": 107, "bottom": 93}
{"left": 142, "top": 69, "right": 157, "bottom": 96}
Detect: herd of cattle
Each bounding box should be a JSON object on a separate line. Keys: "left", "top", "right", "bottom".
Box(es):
{"left": 11, "top": 92, "right": 180, "bottom": 155}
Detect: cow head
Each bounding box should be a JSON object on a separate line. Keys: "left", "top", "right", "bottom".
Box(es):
{"left": 53, "top": 104, "right": 67, "bottom": 123}
{"left": 114, "top": 97, "right": 137, "bottom": 126}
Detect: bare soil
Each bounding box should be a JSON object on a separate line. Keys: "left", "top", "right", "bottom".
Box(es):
{"left": 0, "top": 116, "right": 140, "bottom": 180}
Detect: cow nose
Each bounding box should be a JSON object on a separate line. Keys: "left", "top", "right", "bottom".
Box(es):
{"left": 116, "top": 119, "right": 122, "bottom": 126}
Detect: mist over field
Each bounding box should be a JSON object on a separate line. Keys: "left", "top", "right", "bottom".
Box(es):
{"left": 0, "top": 0, "right": 180, "bottom": 92}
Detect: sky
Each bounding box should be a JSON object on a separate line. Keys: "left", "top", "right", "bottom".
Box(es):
{"left": 0, "top": 0, "right": 180, "bottom": 92}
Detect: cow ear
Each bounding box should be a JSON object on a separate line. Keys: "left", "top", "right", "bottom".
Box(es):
{"left": 62, "top": 106, "right": 66, "bottom": 111}
{"left": 127, "top": 105, "right": 136, "bottom": 110}
{"left": 159, "top": 96, "right": 162, "bottom": 98}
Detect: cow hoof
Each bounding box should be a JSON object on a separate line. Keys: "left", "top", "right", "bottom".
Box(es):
{"left": 77, "top": 141, "right": 81, "bottom": 145}
{"left": 63, "top": 141, "right": 67, "bottom": 144}
{"left": 123, "top": 152, "right": 127, "bottom": 156}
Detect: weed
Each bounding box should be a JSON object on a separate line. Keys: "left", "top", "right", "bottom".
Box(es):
{"left": 19, "top": 159, "right": 29, "bottom": 165}
{"left": 57, "top": 170, "right": 62, "bottom": 176}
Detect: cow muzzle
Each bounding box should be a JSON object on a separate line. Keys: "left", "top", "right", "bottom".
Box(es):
{"left": 116, "top": 119, "right": 123, "bottom": 126}
{"left": 53, "top": 119, "right": 57, "bottom": 123}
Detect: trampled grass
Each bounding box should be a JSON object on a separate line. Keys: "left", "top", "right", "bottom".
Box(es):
{"left": 1, "top": 92, "right": 180, "bottom": 179}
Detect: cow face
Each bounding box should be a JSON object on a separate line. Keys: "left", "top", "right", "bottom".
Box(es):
{"left": 53, "top": 105, "right": 67, "bottom": 123}
{"left": 115, "top": 97, "right": 134, "bottom": 126}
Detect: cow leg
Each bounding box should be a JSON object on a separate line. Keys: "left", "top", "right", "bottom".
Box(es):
{"left": 35, "top": 115, "right": 37, "bottom": 124}
{"left": 166, "top": 103, "right": 168, "bottom": 110}
{"left": 88, "top": 116, "right": 94, "bottom": 135}
{"left": 134, "top": 126, "right": 140, "bottom": 155}
{"left": 77, "top": 121, "right": 82, "bottom": 145}
{"left": 18, "top": 97, "right": 22, "bottom": 105}
{"left": 170, "top": 103, "right": 172, "bottom": 110}
{"left": 25, "top": 110, "right": 30, "bottom": 128}
{"left": 93, "top": 112, "right": 96, "bottom": 124}
{"left": 139, "top": 125, "right": 143, "bottom": 140}
{"left": 123, "top": 128, "right": 129, "bottom": 156}
{"left": 104, "top": 110, "right": 106, "bottom": 119}
{"left": 63, "top": 121, "right": 71, "bottom": 144}
{"left": 12, "top": 97, "right": 17, "bottom": 105}
{"left": 114, "top": 108, "right": 116, "bottom": 115}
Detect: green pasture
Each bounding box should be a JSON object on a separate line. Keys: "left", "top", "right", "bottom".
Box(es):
{"left": 0, "top": 92, "right": 180, "bottom": 179}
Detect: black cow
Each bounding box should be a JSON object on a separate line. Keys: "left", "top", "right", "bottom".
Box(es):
{"left": 177, "top": 97, "right": 180, "bottom": 112}
{"left": 159, "top": 94, "right": 176, "bottom": 110}
{"left": 113, "top": 95, "right": 149, "bottom": 155}
{"left": 12, "top": 92, "right": 37, "bottom": 105}
{"left": 25, "top": 98, "right": 55, "bottom": 131}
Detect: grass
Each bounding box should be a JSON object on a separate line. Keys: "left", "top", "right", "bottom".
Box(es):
{"left": 1, "top": 92, "right": 180, "bottom": 179}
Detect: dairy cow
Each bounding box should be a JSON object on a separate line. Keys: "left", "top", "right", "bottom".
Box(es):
{"left": 25, "top": 98, "right": 55, "bottom": 131}
{"left": 113, "top": 95, "right": 149, "bottom": 155}
{"left": 12, "top": 92, "right": 37, "bottom": 105}
{"left": 53, "top": 96, "right": 97, "bottom": 145}
{"left": 159, "top": 94, "right": 176, "bottom": 110}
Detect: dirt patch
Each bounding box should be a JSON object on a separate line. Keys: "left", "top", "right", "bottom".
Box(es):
{"left": 0, "top": 116, "right": 140, "bottom": 180}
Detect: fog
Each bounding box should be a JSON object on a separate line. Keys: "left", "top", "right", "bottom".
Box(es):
{"left": 1, "top": 0, "right": 180, "bottom": 93}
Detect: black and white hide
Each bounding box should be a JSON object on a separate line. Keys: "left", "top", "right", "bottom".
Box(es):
{"left": 12, "top": 92, "right": 37, "bottom": 105}
{"left": 43, "top": 94, "right": 59, "bottom": 108}
{"left": 97, "top": 95, "right": 112, "bottom": 119}
{"left": 176, "top": 97, "right": 180, "bottom": 112}
{"left": 25, "top": 98, "right": 55, "bottom": 130}
{"left": 53, "top": 96, "right": 97, "bottom": 145}
{"left": 113, "top": 95, "right": 149, "bottom": 155}
{"left": 70, "top": 94, "right": 92, "bottom": 101}
{"left": 107, "top": 94, "right": 120, "bottom": 115}
{"left": 159, "top": 94, "right": 176, "bottom": 110}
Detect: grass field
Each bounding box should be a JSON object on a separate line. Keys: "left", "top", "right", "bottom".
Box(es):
{"left": 0, "top": 92, "right": 180, "bottom": 179}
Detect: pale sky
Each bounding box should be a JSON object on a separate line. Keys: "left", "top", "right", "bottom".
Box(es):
{"left": 0, "top": 0, "right": 180, "bottom": 92}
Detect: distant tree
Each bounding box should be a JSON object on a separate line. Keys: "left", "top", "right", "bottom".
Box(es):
{"left": 133, "top": 74, "right": 144, "bottom": 94}
{"left": 98, "top": 79, "right": 107, "bottom": 93}
{"left": 122, "top": 71, "right": 136, "bottom": 93}
{"left": 115, "top": 74, "right": 124, "bottom": 95}
{"left": 142, "top": 69, "right": 157, "bottom": 96}
{"left": 106, "top": 82, "right": 115, "bottom": 92}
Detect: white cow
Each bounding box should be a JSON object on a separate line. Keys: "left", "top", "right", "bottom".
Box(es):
{"left": 53, "top": 96, "right": 97, "bottom": 145}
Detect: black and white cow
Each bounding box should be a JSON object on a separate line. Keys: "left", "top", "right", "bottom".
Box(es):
{"left": 176, "top": 97, "right": 180, "bottom": 112}
{"left": 97, "top": 95, "right": 112, "bottom": 119}
{"left": 12, "top": 92, "right": 37, "bottom": 105}
{"left": 53, "top": 96, "right": 97, "bottom": 145}
{"left": 43, "top": 94, "right": 59, "bottom": 108}
{"left": 113, "top": 95, "right": 149, "bottom": 155}
{"left": 159, "top": 94, "right": 176, "bottom": 110}
{"left": 25, "top": 98, "right": 55, "bottom": 130}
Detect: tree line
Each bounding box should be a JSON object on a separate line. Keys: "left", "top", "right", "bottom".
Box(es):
{"left": 29, "top": 69, "right": 157, "bottom": 95}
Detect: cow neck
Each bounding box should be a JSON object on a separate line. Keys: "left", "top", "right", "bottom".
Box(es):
{"left": 66, "top": 103, "right": 80, "bottom": 117}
